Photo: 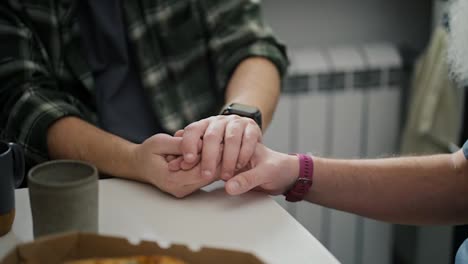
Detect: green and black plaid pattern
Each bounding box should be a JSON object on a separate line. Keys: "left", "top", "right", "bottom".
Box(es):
{"left": 0, "top": 0, "right": 288, "bottom": 166}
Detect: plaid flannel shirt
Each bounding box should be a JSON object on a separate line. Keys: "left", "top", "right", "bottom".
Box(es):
{"left": 0, "top": 0, "right": 288, "bottom": 166}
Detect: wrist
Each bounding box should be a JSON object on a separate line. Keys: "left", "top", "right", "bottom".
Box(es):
{"left": 120, "top": 141, "right": 142, "bottom": 181}
{"left": 220, "top": 102, "right": 263, "bottom": 130}
{"left": 284, "top": 154, "right": 300, "bottom": 191}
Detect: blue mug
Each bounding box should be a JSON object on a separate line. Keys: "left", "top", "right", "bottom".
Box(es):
{"left": 0, "top": 141, "right": 24, "bottom": 236}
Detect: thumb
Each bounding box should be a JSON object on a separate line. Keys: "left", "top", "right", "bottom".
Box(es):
{"left": 225, "top": 167, "right": 263, "bottom": 195}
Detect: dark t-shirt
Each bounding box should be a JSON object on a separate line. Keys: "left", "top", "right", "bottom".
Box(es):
{"left": 78, "top": 0, "right": 162, "bottom": 143}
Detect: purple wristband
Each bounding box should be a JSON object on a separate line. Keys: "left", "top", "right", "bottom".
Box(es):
{"left": 284, "top": 154, "right": 314, "bottom": 202}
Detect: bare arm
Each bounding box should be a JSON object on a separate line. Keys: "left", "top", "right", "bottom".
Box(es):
{"left": 306, "top": 151, "right": 468, "bottom": 225}
{"left": 47, "top": 117, "right": 138, "bottom": 180}
{"left": 226, "top": 144, "right": 468, "bottom": 225}
{"left": 47, "top": 117, "right": 214, "bottom": 198}
{"left": 223, "top": 56, "right": 281, "bottom": 130}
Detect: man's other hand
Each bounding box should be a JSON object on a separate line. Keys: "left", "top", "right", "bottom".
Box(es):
{"left": 131, "top": 133, "right": 218, "bottom": 198}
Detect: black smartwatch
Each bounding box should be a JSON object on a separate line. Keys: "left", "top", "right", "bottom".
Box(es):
{"left": 221, "top": 103, "right": 262, "bottom": 130}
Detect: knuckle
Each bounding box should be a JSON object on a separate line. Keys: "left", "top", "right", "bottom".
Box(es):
{"left": 228, "top": 114, "right": 241, "bottom": 121}
{"left": 224, "top": 132, "right": 239, "bottom": 143}
{"left": 150, "top": 134, "right": 164, "bottom": 145}
{"left": 184, "top": 123, "right": 197, "bottom": 132}
{"left": 243, "top": 132, "right": 256, "bottom": 142}
{"left": 204, "top": 131, "right": 222, "bottom": 142}
{"left": 246, "top": 118, "right": 257, "bottom": 126}
{"left": 229, "top": 118, "right": 244, "bottom": 128}
{"left": 214, "top": 116, "right": 229, "bottom": 125}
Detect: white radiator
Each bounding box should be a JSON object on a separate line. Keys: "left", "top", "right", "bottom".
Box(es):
{"left": 264, "top": 44, "right": 403, "bottom": 264}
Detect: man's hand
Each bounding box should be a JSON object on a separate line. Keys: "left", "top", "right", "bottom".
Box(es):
{"left": 172, "top": 115, "right": 262, "bottom": 181}
{"left": 132, "top": 133, "right": 218, "bottom": 198}
{"left": 225, "top": 144, "right": 299, "bottom": 196}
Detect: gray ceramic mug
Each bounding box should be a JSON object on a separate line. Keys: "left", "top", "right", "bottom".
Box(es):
{"left": 0, "top": 141, "right": 24, "bottom": 236}
{"left": 28, "top": 160, "right": 98, "bottom": 238}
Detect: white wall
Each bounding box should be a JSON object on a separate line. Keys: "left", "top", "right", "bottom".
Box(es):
{"left": 262, "top": 0, "right": 431, "bottom": 51}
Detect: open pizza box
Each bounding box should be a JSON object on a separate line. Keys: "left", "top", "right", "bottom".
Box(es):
{"left": 0, "top": 232, "right": 264, "bottom": 264}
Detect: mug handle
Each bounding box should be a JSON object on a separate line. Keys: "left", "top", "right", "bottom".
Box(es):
{"left": 8, "top": 143, "right": 25, "bottom": 188}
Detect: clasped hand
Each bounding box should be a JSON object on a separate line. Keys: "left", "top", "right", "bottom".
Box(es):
{"left": 134, "top": 115, "right": 298, "bottom": 198}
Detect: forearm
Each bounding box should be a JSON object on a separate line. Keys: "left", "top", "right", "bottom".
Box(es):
{"left": 305, "top": 151, "right": 468, "bottom": 225}
{"left": 47, "top": 116, "right": 140, "bottom": 181}
{"left": 224, "top": 57, "right": 281, "bottom": 130}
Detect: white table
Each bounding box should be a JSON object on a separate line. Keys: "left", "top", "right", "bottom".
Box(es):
{"left": 0, "top": 178, "right": 338, "bottom": 263}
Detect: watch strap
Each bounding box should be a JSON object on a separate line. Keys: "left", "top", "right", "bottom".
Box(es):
{"left": 221, "top": 103, "right": 262, "bottom": 130}
{"left": 284, "top": 154, "right": 314, "bottom": 202}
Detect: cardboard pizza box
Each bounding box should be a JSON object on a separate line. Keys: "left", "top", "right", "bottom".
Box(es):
{"left": 1, "top": 232, "right": 264, "bottom": 264}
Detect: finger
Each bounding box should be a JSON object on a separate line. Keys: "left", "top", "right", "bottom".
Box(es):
{"left": 166, "top": 155, "right": 178, "bottom": 162}
{"left": 173, "top": 174, "right": 217, "bottom": 198}
{"left": 180, "top": 162, "right": 223, "bottom": 196}
{"left": 197, "top": 138, "right": 203, "bottom": 153}
{"left": 150, "top": 134, "right": 183, "bottom": 155}
{"left": 217, "top": 143, "right": 225, "bottom": 165}
{"left": 252, "top": 186, "right": 264, "bottom": 192}
{"left": 174, "top": 130, "right": 184, "bottom": 137}
{"left": 178, "top": 138, "right": 203, "bottom": 171}
{"left": 236, "top": 123, "right": 261, "bottom": 170}
{"left": 166, "top": 167, "right": 212, "bottom": 198}
{"left": 201, "top": 118, "right": 227, "bottom": 180}
{"left": 168, "top": 156, "right": 184, "bottom": 171}
{"left": 181, "top": 119, "right": 210, "bottom": 163}
{"left": 225, "top": 167, "right": 263, "bottom": 195}
{"left": 164, "top": 154, "right": 219, "bottom": 198}
{"left": 169, "top": 164, "right": 210, "bottom": 186}
{"left": 180, "top": 154, "right": 201, "bottom": 170}
{"left": 179, "top": 139, "right": 210, "bottom": 170}
{"left": 221, "top": 119, "right": 244, "bottom": 181}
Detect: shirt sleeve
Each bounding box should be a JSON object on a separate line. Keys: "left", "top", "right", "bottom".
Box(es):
{"left": 0, "top": 6, "right": 86, "bottom": 166}
{"left": 203, "top": 0, "right": 289, "bottom": 93}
